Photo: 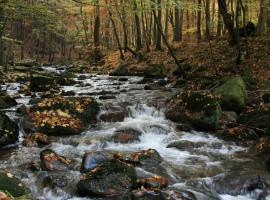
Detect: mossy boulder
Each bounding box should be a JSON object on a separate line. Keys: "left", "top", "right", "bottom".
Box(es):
{"left": 15, "top": 58, "right": 38, "bottom": 67}
{"left": 165, "top": 92, "right": 222, "bottom": 131}
{"left": 241, "top": 70, "right": 257, "bottom": 89}
{"left": 110, "top": 64, "right": 129, "bottom": 76}
{"left": 29, "top": 74, "right": 56, "bottom": 92}
{"left": 0, "top": 95, "right": 17, "bottom": 109}
{"left": 214, "top": 77, "right": 247, "bottom": 113}
{"left": 0, "top": 112, "right": 19, "bottom": 146}
{"left": 77, "top": 159, "right": 137, "bottom": 197}
{"left": 144, "top": 64, "right": 164, "bottom": 78}
{"left": 0, "top": 171, "right": 28, "bottom": 198}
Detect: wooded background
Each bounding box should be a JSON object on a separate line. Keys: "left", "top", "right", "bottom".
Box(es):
{"left": 0, "top": 0, "right": 269, "bottom": 66}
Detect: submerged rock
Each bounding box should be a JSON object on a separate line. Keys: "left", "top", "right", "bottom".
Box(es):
{"left": 99, "top": 111, "right": 125, "bottom": 122}
{"left": 214, "top": 77, "right": 247, "bottom": 113}
{"left": 0, "top": 112, "right": 19, "bottom": 147}
{"left": 131, "top": 190, "right": 166, "bottom": 200}
{"left": 112, "top": 128, "right": 142, "bottom": 143}
{"left": 165, "top": 91, "right": 222, "bottom": 131}
{"left": 137, "top": 176, "right": 168, "bottom": 190}
{"left": 77, "top": 159, "right": 137, "bottom": 197}
{"left": 40, "top": 149, "right": 74, "bottom": 171}
{"left": 23, "top": 132, "right": 50, "bottom": 147}
{"left": 0, "top": 171, "right": 29, "bottom": 198}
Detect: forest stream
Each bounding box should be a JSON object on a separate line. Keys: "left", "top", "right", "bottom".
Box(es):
{"left": 0, "top": 66, "right": 270, "bottom": 200}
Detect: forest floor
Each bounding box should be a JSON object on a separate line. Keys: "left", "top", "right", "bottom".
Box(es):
{"left": 97, "top": 36, "right": 270, "bottom": 81}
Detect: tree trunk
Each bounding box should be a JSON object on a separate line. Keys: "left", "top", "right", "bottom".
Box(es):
{"left": 217, "top": 0, "right": 237, "bottom": 45}
{"left": 133, "top": 0, "right": 142, "bottom": 50}
{"left": 205, "top": 0, "right": 211, "bottom": 40}
{"left": 197, "top": 0, "right": 202, "bottom": 42}
{"left": 174, "top": 0, "right": 181, "bottom": 42}
{"left": 156, "top": 0, "right": 162, "bottom": 50}
{"left": 93, "top": 0, "right": 100, "bottom": 47}
{"left": 256, "top": 0, "right": 269, "bottom": 35}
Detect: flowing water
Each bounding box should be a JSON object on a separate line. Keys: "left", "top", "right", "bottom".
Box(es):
{"left": 1, "top": 67, "right": 270, "bottom": 200}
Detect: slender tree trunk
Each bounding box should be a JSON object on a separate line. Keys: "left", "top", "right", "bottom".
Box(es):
{"left": 174, "top": 0, "right": 181, "bottom": 42}
{"left": 205, "top": 0, "right": 211, "bottom": 40}
{"left": 218, "top": 0, "right": 237, "bottom": 45}
{"left": 256, "top": 0, "right": 269, "bottom": 35}
{"left": 197, "top": 0, "right": 202, "bottom": 42}
{"left": 93, "top": 0, "right": 100, "bottom": 47}
{"left": 155, "top": 0, "right": 162, "bottom": 50}
{"left": 235, "top": 0, "right": 241, "bottom": 64}
{"left": 133, "top": 0, "right": 142, "bottom": 50}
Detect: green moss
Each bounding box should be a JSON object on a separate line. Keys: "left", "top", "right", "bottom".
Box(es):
{"left": 214, "top": 77, "right": 247, "bottom": 113}
{"left": 0, "top": 171, "right": 28, "bottom": 198}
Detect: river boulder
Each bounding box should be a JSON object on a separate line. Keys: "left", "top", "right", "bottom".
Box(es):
{"left": 29, "top": 74, "right": 56, "bottom": 92}
{"left": 112, "top": 128, "right": 142, "bottom": 143}
{"left": 0, "top": 94, "right": 17, "bottom": 109}
{"left": 165, "top": 91, "right": 222, "bottom": 131}
{"left": 0, "top": 112, "right": 19, "bottom": 147}
{"left": 0, "top": 171, "right": 28, "bottom": 198}
{"left": 40, "top": 149, "right": 74, "bottom": 171}
{"left": 214, "top": 77, "right": 247, "bottom": 113}
{"left": 77, "top": 159, "right": 137, "bottom": 197}
{"left": 25, "top": 96, "right": 99, "bottom": 135}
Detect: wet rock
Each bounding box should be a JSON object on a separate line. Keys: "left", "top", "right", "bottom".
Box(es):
{"left": 144, "top": 83, "right": 162, "bottom": 90}
{"left": 118, "top": 77, "right": 129, "bottom": 82}
{"left": 131, "top": 190, "right": 166, "bottom": 200}
{"left": 175, "top": 124, "right": 194, "bottom": 132}
{"left": 80, "top": 152, "right": 109, "bottom": 173}
{"left": 29, "top": 74, "right": 56, "bottom": 92}
{"left": 137, "top": 176, "right": 168, "bottom": 190}
{"left": 112, "top": 128, "right": 142, "bottom": 143}
{"left": 25, "top": 96, "right": 99, "bottom": 135}
{"left": 0, "top": 112, "right": 19, "bottom": 146}
{"left": 61, "top": 90, "right": 76, "bottom": 96}
{"left": 16, "top": 104, "right": 28, "bottom": 115}
{"left": 165, "top": 91, "right": 222, "bottom": 131}
{"left": 99, "top": 95, "right": 116, "bottom": 100}
{"left": 216, "top": 127, "right": 259, "bottom": 143}
{"left": 167, "top": 140, "right": 204, "bottom": 151}
{"left": 77, "top": 159, "right": 137, "bottom": 197}
{"left": 0, "top": 171, "right": 28, "bottom": 198}
{"left": 23, "top": 132, "right": 50, "bottom": 147}
{"left": 213, "top": 174, "right": 269, "bottom": 196}
{"left": 263, "top": 92, "right": 270, "bottom": 103}
{"left": 78, "top": 75, "right": 88, "bottom": 80}
{"left": 172, "top": 79, "right": 187, "bottom": 88}
{"left": 99, "top": 111, "right": 125, "bottom": 122}
{"left": 43, "top": 174, "right": 69, "bottom": 188}
{"left": 40, "top": 149, "right": 74, "bottom": 171}
{"left": 164, "top": 189, "right": 197, "bottom": 200}
{"left": 173, "top": 63, "right": 193, "bottom": 76}
{"left": 220, "top": 111, "right": 238, "bottom": 126}
{"left": 144, "top": 64, "right": 165, "bottom": 79}
{"left": 0, "top": 95, "right": 17, "bottom": 109}
{"left": 214, "top": 77, "right": 247, "bottom": 113}
{"left": 137, "top": 78, "right": 154, "bottom": 84}
{"left": 110, "top": 64, "right": 129, "bottom": 76}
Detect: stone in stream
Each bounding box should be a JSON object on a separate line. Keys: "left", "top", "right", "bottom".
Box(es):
{"left": 43, "top": 173, "right": 69, "bottom": 188}
{"left": 144, "top": 64, "right": 165, "bottom": 79}
{"left": 40, "top": 149, "right": 74, "bottom": 171}
{"left": 131, "top": 190, "right": 167, "bottom": 200}
{"left": 118, "top": 77, "right": 129, "bottom": 82}
{"left": 0, "top": 94, "right": 17, "bottom": 109}
{"left": 25, "top": 96, "right": 100, "bottom": 135}
{"left": 0, "top": 112, "right": 19, "bottom": 147}
{"left": 29, "top": 74, "right": 57, "bottom": 92}
{"left": 213, "top": 174, "right": 269, "bottom": 197}
{"left": 99, "top": 111, "right": 125, "bottom": 122}
{"left": 0, "top": 171, "right": 29, "bottom": 198}
{"left": 80, "top": 152, "right": 109, "bottom": 173}
{"left": 77, "top": 159, "right": 137, "bottom": 197}
{"left": 15, "top": 58, "right": 38, "bottom": 67}
{"left": 112, "top": 128, "right": 142, "bottom": 143}
{"left": 23, "top": 132, "right": 50, "bottom": 147}
{"left": 137, "top": 176, "right": 169, "bottom": 190}
{"left": 213, "top": 76, "right": 247, "bottom": 113}
{"left": 61, "top": 90, "right": 76, "bottom": 96}
{"left": 165, "top": 91, "right": 222, "bottom": 131}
